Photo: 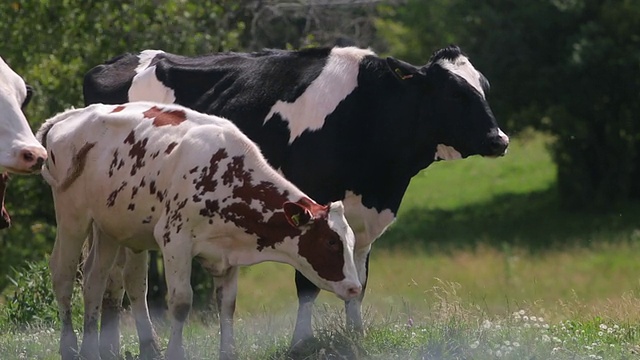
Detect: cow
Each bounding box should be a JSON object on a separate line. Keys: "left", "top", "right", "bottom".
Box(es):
{"left": 83, "top": 45, "right": 509, "bottom": 349}
{"left": 36, "top": 102, "right": 362, "bottom": 360}
{"left": 0, "top": 56, "right": 48, "bottom": 227}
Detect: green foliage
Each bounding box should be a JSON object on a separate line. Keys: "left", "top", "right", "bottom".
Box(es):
{"left": 1, "top": 257, "right": 82, "bottom": 328}
{"left": 0, "top": 0, "right": 245, "bottom": 293}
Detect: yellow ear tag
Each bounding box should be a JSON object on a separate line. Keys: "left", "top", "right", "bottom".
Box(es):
{"left": 395, "top": 68, "right": 413, "bottom": 80}
{"left": 291, "top": 213, "right": 301, "bottom": 226}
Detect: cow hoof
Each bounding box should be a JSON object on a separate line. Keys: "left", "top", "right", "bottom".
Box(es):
{"left": 139, "top": 339, "right": 163, "bottom": 360}
{"left": 288, "top": 337, "right": 321, "bottom": 359}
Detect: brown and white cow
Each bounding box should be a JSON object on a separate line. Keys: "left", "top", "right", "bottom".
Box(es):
{"left": 0, "top": 56, "right": 48, "bottom": 227}
{"left": 37, "top": 102, "right": 361, "bottom": 360}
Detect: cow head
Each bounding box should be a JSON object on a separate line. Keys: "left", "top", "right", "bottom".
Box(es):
{"left": 0, "top": 56, "right": 47, "bottom": 174}
{"left": 283, "top": 200, "right": 361, "bottom": 301}
{"left": 386, "top": 45, "right": 509, "bottom": 162}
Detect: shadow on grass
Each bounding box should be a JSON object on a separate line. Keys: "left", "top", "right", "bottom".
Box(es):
{"left": 380, "top": 186, "right": 640, "bottom": 253}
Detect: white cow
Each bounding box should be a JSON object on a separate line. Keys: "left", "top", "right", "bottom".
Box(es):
{"left": 37, "top": 102, "right": 361, "bottom": 360}
{"left": 0, "top": 56, "right": 48, "bottom": 227}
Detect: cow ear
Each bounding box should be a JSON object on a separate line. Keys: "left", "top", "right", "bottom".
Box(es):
{"left": 22, "top": 85, "right": 33, "bottom": 109}
{"left": 283, "top": 201, "right": 313, "bottom": 228}
{"left": 386, "top": 57, "right": 419, "bottom": 82}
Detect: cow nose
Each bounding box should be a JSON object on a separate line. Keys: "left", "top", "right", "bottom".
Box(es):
{"left": 489, "top": 137, "right": 509, "bottom": 156}
{"left": 347, "top": 284, "right": 362, "bottom": 298}
{"left": 19, "top": 147, "right": 48, "bottom": 171}
{"left": 487, "top": 130, "right": 509, "bottom": 156}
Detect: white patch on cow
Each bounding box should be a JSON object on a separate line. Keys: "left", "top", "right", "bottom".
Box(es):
{"left": 498, "top": 128, "right": 510, "bottom": 145}
{"left": 0, "top": 56, "right": 47, "bottom": 173}
{"left": 134, "top": 49, "right": 165, "bottom": 72}
{"left": 128, "top": 50, "right": 176, "bottom": 104}
{"left": 342, "top": 191, "right": 395, "bottom": 249}
{"left": 325, "top": 201, "right": 360, "bottom": 297}
{"left": 437, "top": 55, "right": 485, "bottom": 98}
{"left": 434, "top": 144, "right": 463, "bottom": 161}
{"left": 264, "top": 47, "right": 375, "bottom": 144}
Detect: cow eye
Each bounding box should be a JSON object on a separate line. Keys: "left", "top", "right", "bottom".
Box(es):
{"left": 326, "top": 237, "right": 340, "bottom": 251}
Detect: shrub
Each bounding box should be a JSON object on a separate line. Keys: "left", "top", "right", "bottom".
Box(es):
{"left": 1, "top": 257, "right": 83, "bottom": 328}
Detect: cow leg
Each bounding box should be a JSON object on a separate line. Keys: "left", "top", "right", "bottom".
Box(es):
{"left": 162, "top": 239, "right": 193, "bottom": 360}
{"left": 80, "top": 226, "right": 119, "bottom": 360}
{"left": 50, "top": 210, "right": 91, "bottom": 360}
{"left": 99, "top": 247, "right": 126, "bottom": 360}
{"left": 290, "top": 271, "right": 321, "bottom": 348}
{"left": 123, "top": 249, "right": 161, "bottom": 360}
{"left": 344, "top": 247, "right": 371, "bottom": 334}
{"left": 213, "top": 267, "right": 239, "bottom": 360}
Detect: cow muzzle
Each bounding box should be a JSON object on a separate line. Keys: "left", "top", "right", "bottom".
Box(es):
{"left": 12, "top": 145, "right": 48, "bottom": 173}
{"left": 335, "top": 281, "right": 362, "bottom": 301}
{"left": 485, "top": 129, "right": 509, "bottom": 157}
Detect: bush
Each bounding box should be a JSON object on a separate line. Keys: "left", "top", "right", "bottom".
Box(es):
{"left": 1, "top": 257, "right": 82, "bottom": 328}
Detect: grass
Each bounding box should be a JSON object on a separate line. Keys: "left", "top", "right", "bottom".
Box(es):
{"left": 4, "top": 130, "right": 640, "bottom": 359}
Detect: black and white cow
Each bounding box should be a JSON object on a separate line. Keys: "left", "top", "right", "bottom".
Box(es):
{"left": 84, "top": 45, "right": 509, "bottom": 348}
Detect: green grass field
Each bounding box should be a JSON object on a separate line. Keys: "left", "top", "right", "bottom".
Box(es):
{"left": 4, "top": 131, "right": 640, "bottom": 359}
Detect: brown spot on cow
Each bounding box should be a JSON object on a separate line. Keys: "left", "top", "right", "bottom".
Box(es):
{"left": 108, "top": 150, "right": 119, "bottom": 177}
{"left": 124, "top": 131, "right": 148, "bottom": 176}
{"left": 60, "top": 142, "right": 97, "bottom": 192}
{"left": 297, "top": 210, "right": 345, "bottom": 282}
{"left": 106, "top": 181, "right": 128, "bottom": 207}
{"left": 111, "top": 105, "right": 126, "bottom": 113}
{"left": 199, "top": 199, "right": 220, "bottom": 217}
{"left": 128, "top": 203, "right": 135, "bottom": 211}
{"left": 165, "top": 142, "right": 178, "bottom": 154}
{"left": 218, "top": 202, "right": 298, "bottom": 251}
{"left": 143, "top": 106, "right": 187, "bottom": 127}
{"left": 194, "top": 149, "right": 227, "bottom": 194}
{"left": 149, "top": 180, "right": 157, "bottom": 195}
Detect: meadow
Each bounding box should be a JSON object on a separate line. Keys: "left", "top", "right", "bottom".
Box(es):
{"left": 3, "top": 131, "right": 640, "bottom": 359}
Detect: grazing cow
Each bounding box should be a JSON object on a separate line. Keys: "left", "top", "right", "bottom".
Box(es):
{"left": 0, "top": 56, "right": 48, "bottom": 227}
{"left": 84, "top": 45, "right": 509, "bottom": 348}
{"left": 37, "top": 102, "right": 361, "bottom": 360}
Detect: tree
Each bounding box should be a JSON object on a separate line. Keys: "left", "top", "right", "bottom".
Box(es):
{"left": 0, "top": 0, "right": 244, "bottom": 293}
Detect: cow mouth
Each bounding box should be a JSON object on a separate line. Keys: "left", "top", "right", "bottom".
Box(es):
{"left": 2, "top": 166, "right": 37, "bottom": 175}
{"left": 483, "top": 151, "right": 507, "bottom": 159}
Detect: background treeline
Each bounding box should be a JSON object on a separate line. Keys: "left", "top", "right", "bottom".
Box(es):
{"left": 0, "top": 0, "right": 638, "bottom": 298}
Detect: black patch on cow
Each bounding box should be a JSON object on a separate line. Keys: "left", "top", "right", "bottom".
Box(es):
{"left": 83, "top": 52, "right": 141, "bottom": 106}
